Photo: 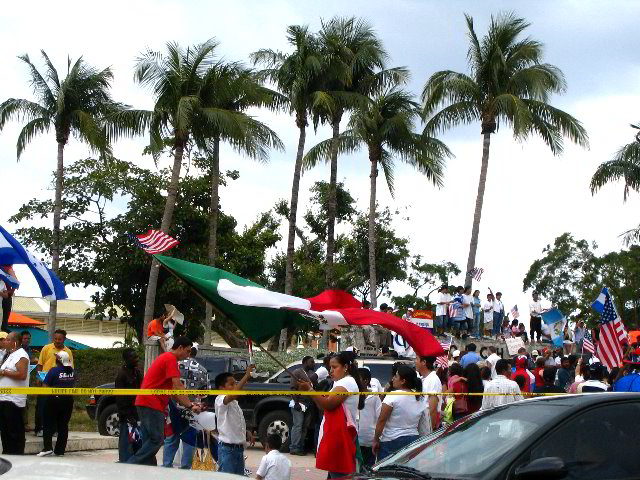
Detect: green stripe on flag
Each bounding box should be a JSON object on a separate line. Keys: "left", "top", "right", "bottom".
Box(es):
{"left": 155, "top": 255, "right": 314, "bottom": 343}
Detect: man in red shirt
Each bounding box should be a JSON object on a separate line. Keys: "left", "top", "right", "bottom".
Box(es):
{"left": 127, "top": 336, "right": 202, "bottom": 465}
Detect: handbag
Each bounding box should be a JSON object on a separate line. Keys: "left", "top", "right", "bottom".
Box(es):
{"left": 192, "top": 430, "right": 217, "bottom": 471}
{"left": 443, "top": 397, "right": 454, "bottom": 424}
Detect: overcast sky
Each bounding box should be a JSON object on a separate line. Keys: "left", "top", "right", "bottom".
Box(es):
{"left": 2, "top": 0, "right": 640, "bottom": 328}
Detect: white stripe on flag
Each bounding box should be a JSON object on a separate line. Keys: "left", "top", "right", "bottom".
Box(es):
{"left": 217, "top": 279, "right": 312, "bottom": 310}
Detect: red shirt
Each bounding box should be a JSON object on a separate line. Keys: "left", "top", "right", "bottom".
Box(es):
{"left": 534, "top": 367, "right": 544, "bottom": 388}
{"left": 135, "top": 352, "right": 180, "bottom": 412}
{"left": 447, "top": 375, "right": 468, "bottom": 414}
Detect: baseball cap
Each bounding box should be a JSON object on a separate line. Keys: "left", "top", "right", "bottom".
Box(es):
{"left": 453, "top": 350, "right": 461, "bottom": 358}
{"left": 531, "top": 350, "right": 539, "bottom": 356}
{"left": 0, "top": 332, "right": 8, "bottom": 339}
{"left": 555, "top": 357, "right": 562, "bottom": 366}
{"left": 56, "top": 351, "right": 72, "bottom": 367}
{"left": 589, "top": 362, "right": 605, "bottom": 375}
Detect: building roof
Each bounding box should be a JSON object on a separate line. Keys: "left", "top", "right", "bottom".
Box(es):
{"left": 8, "top": 312, "right": 45, "bottom": 327}
{"left": 11, "top": 296, "right": 126, "bottom": 319}
{"left": 8, "top": 326, "right": 90, "bottom": 350}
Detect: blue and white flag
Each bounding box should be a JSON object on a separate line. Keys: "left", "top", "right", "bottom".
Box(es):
{"left": 541, "top": 308, "right": 567, "bottom": 348}
{"left": 592, "top": 287, "right": 609, "bottom": 314}
{"left": 0, "top": 268, "right": 20, "bottom": 289}
{"left": 0, "top": 225, "right": 67, "bottom": 300}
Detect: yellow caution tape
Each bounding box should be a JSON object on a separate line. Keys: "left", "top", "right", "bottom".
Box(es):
{"left": 0, "top": 387, "right": 572, "bottom": 397}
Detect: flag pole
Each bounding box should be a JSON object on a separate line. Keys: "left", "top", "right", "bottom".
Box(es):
{"left": 157, "top": 261, "right": 297, "bottom": 376}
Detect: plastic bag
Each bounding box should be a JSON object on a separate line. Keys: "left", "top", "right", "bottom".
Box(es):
{"left": 443, "top": 397, "right": 454, "bottom": 424}
{"left": 192, "top": 430, "right": 217, "bottom": 471}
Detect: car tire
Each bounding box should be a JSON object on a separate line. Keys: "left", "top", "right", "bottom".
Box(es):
{"left": 98, "top": 403, "right": 120, "bottom": 437}
{"left": 258, "top": 410, "right": 292, "bottom": 452}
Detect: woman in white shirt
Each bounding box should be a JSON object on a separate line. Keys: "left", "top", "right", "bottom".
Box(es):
{"left": 0, "top": 332, "right": 30, "bottom": 455}
{"left": 373, "top": 365, "right": 429, "bottom": 461}
{"left": 297, "top": 351, "right": 364, "bottom": 478}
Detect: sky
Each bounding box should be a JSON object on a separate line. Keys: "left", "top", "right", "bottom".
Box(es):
{"left": 1, "top": 0, "right": 640, "bottom": 330}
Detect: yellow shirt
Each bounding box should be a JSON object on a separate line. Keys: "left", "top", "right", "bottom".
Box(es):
{"left": 38, "top": 344, "right": 74, "bottom": 372}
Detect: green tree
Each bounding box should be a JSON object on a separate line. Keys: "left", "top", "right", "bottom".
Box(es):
{"left": 192, "top": 64, "right": 283, "bottom": 345}
{"left": 0, "top": 51, "right": 143, "bottom": 338}
{"left": 392, "top": 258, "right": 461, "bottom": 311}
{"left": 10, "top": 156, "right": 281, "bottom": 346}
{"left": 422, "top": 12, "right": 589, "bottom": 287}
{"left": 522, "top": 233, "right": 598, "bottom": 320}
{"left": 591, "top": 123, "right": 640, "bottom": 244}
{"left": 305, "top": 88, "right": 450, "bottom": 307}
{"left": 252, "top": 25, "right": 324, "bottom": 349}
{"left": 313, "top": 16, "right": 406, "bottom": 288}
{"left": 134, "top": 38, "right": 251, "bottom": 338}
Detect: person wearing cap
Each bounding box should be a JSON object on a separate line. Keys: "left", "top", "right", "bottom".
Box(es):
{"left": 449, "top": 349, "right": 461, "bottom": 367}
{"left": 35, "top": 329, "right": 73, "bottom": 436}
{"left": 38, "top": 350, "right": 76, "bottom": 457}
{"left": 0, "top": 332, "right": 29, "bottom": 454}
{"left": 581, "top": 363, "right": 608, "bottom": 392}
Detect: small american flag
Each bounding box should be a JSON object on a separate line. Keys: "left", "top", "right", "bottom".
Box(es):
{"left": 510, "top": 305, "right": 519, "bottom": 319}
{"left": 583, "top": 330, "right": 595, "bottom": 354}
{"left": 435, "top": 337, "right": 452, "bottom": 368}
{"left": 594, "top": 288, "right": 624, "bottom": 370}
{"left": 128, "top": 229, "right": 179, "bottom": 254}
{"left": 469, "top": 267, "right": 484, "bottom": 282}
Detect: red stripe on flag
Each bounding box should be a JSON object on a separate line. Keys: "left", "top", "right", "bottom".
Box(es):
{"left": 598, "top": 323, "right": 623, "bottom": 370}
{"left": 136, "top": 229, "right": 179, "bottom": 254}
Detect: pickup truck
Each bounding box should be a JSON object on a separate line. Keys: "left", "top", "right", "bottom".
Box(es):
{"left": 87, "top": 353, "right": 408, "bottom": 451}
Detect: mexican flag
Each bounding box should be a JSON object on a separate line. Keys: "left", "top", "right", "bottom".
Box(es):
{"left": 155, "top": 255, "right": 444, "bottom": 356}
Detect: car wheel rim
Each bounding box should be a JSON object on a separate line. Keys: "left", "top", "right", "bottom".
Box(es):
{"left": 266, "top": 420, "right": 289, "bottom": 443}
{"left": 105, "top": 413, "right": 120, "bottom": 437}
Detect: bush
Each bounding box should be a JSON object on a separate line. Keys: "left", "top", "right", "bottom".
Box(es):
{"left": 73, "top": 347, "right": 142, "bottom": 388}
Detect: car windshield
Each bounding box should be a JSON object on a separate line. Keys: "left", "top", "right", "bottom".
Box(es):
{"left": 375, "top": 403, "right": 567, "bottom": 477}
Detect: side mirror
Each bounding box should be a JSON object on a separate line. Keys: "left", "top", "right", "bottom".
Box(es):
{"left": 514, "top": 457, "right": 567, "bottom": 480}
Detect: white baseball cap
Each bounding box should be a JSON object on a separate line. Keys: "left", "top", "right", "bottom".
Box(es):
{"left": 453, "top": 350, "right": 461, "bottom": 358}
{"left": 531, "top": 350, "right": 539, "bottom": 356}
{"left": 56, "top": 351, "right": 72, "bottom": 367}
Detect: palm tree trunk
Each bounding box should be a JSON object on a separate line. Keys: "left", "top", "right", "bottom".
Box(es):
{"left": 143, "top": 141, "right": 185, "bottom": 339}
{"left": 279, "top": 122, "right": 307, "bottom": 351}
{"left": 465, "top": 132, "right": 492, "bottom": 286}
{"left": 325, "top": 118, "right": 341, "bottom": 288}
{"left": 204, "top": 137, "right": 221, "bottom": 346}
{"left": 48, "top": 141, "right": 65, "bottom": 340}
{"left": 368, "top": 152, "right": 378, "bottom": 309}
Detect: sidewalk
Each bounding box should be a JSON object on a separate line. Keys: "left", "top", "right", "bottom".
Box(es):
{"left": 14, "top": 431, "right": 118, "bottom": 455}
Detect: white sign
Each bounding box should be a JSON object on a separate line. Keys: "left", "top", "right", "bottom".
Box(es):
{"left": 505, "top": 337, "right": 526, "bottom": 355}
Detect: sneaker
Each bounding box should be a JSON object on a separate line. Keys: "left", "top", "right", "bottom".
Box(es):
{"left": 37, "top": 450, "right": 53, "bottom": 457}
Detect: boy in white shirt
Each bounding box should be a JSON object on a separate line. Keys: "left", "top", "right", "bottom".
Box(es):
{"left": 435, "top": 285, "right": 451, "bottom": 335}
{"left": 483, "top": 293, "right": 494, "bottom": 337}
{"left": 214, "top": 365, "right": 255, "bottom": 475}
{"left": 256, "top": 434, "right": 291, "bottom": 480}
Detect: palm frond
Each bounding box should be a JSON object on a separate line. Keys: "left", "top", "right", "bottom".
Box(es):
{"left": 507, "top": 64, "right": 566, "bottom": 100}
{"left": 492, "top": 93, "right": 532, "bottom": 137}
{"left": 16, "top": 117, "right": 50, "bottom": 159}
{"left": 422, "top": 70, "right": 481, "bottom": 117}
{"left": 0, "top": 98, "right": 50, "bottom": 130}
{"left": 590, "top": 141, "right": 640, "bottom": 201}
{"left": 303, "top": 130, "right": 361, "bottom": 171}
{"left": 378, "top": 150, "right": 396, "bottom": 197}
{"left": 523, "top": 99, "right": 589, "bottom": 153}
{"left": 423, "top": 100, "right": 480, "bottom": 135}
{"left": 17, "top": 54, "right": 56, "bottom": 108}
{"left": 39, "top": 50, "right": 60, "bottom": 88}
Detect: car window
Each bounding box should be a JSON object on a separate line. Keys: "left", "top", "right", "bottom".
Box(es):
{"left": 231, "top": 358, "right": 248, "bottom": 372}
{"left": 273, "top": 363, "right": 302, "bottom": 384}
{"left": 363, "top": 363, "right": 394, "bottom": 386}
{"left": 528, "top": 401, "right": 640, "bottom": 479}
{"left": 376, "top": 404, "right": 559, "bottom": 476}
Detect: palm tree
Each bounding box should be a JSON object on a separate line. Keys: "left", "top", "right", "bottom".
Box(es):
{"left": 135, "top": 38, "right": 248, "bottom": 338}
{"left": 305, "top": 89, "right": 450, "bottom": 307}
{"left": 591, "top": 123, "right": 640, "bottom": 244}
{"left": 0, "top": 51, "right": 143, "bottom": 338}
{"left": 314, "top": 16, "right": 405, "bottom": 288}
{"left": 422, "top": 12, "right": 589, "bottom": 286}
{"left": 193, "top": 64, "right": 283, "bottom": 345}
{"left": 251, "top": 25, "right": 323, "bottom": 349}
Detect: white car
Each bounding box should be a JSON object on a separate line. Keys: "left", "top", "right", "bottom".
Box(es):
{"left": 0, "top": 456, "right": 244, "bottom": 479}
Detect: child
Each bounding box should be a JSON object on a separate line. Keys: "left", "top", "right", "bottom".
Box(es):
{"left": 256, "top": 434, "right": 291, "bottom": 480}
{"left": 357, "top": 368, "right": 382, "bottom": 468}
{"left": 214, "top": 365, "right": 255, "bottom": 475}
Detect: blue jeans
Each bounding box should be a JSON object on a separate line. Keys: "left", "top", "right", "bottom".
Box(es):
{"left": 290, "top": 406, "right": 305, "bottom": 453}
{"left": 218, "top": 442, "right": 245, "bottom": 475}
{"left": 435, "top": 315, "right": 446, "bottom": 330}
{"left": 493, "top": 312, "right": 502, "bottom": 335}
{"left": 473, "top": 312, "right": 482, "bottom": 337}
{"left": 126, "top": 407, "right": 165, "bottom": 465}
{"left": 163, "top": 433, "right": 195, "bottom": 469}
{"left": 379, "top": 435, "right": 419, "bottom": 460}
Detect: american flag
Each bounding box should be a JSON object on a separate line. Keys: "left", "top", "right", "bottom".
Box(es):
{"left": 510, "top": 305, "right": 519, "bottom": 319}
{"left": 435, "top": 337, "right": 452, "bottom": 368}
{"left": 583, "top": 330, "right": 595, "bottom": 354}
{"left": 468, "top": 267, "right": 484, "bottom": 281}
{"left": 128, "top": 229, "right": 179, "bottom": 254}
{"left": 594, "top": 288, "right": 624, "bottom": 370}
